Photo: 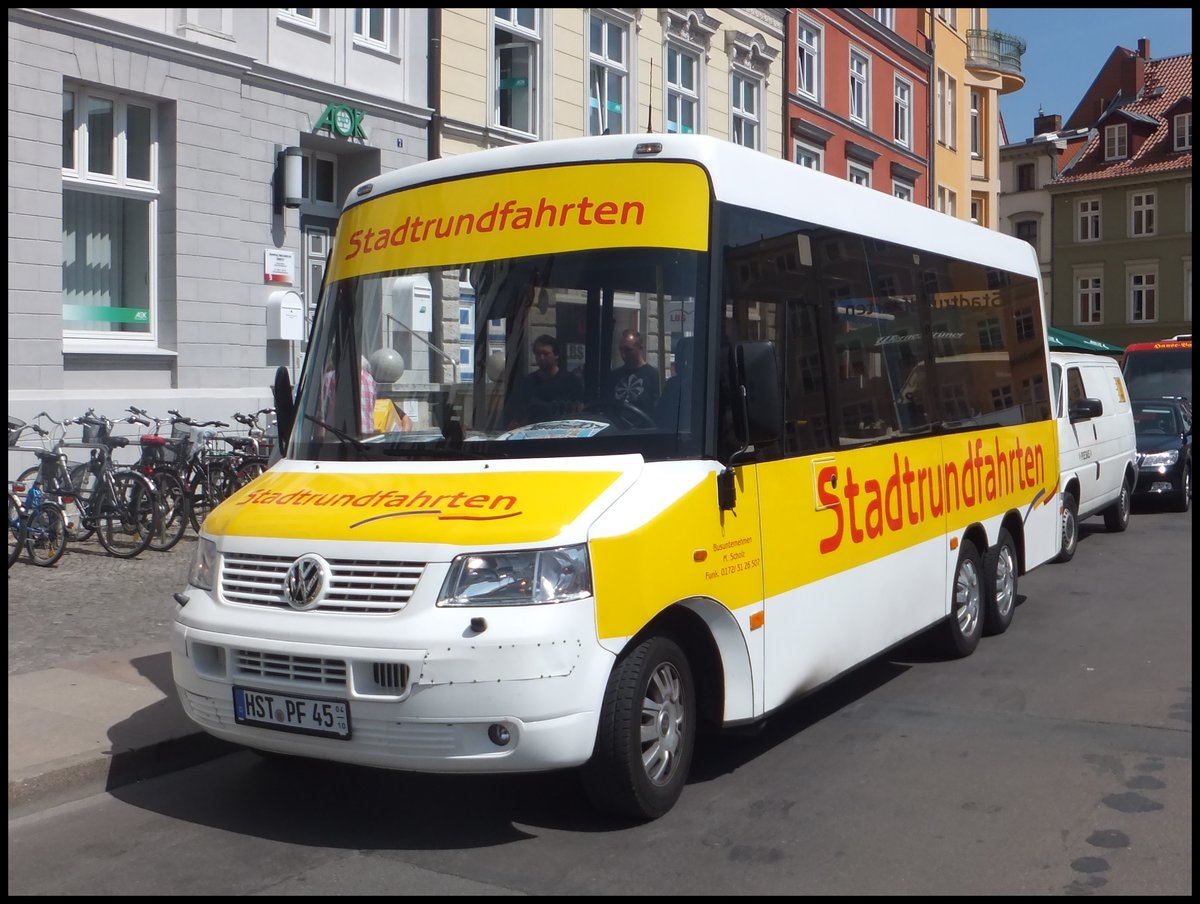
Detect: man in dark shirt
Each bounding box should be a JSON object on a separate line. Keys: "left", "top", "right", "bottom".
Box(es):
{"left": 505, "top": 333, "right": 583, "bottom": 427}
{"left": 605, "top": 329, "right": 660, "bottom": 417}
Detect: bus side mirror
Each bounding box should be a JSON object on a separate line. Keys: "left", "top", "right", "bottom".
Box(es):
{"left": 734, "top": 340, "right": 782, "bottom": 447}
{"left": 272, "top": 365, "right": 296, "bottom": 455}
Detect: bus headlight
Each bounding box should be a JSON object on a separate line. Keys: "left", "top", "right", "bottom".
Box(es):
{"left": 438, "top": 544, "right": 592, "bottom": 607}
{"left": 189, "top": 537, "right": 218, "bottom": 591}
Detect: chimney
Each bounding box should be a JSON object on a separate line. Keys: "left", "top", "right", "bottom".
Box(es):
{"left": 1120, "top": 50, "right": 1145, "bottom": 100}
{"left": 1033, "top": 112, "right": 1062, "bottom": 135}
{"left": 1137, "top": 37, "right": 1151, "bottom": 60}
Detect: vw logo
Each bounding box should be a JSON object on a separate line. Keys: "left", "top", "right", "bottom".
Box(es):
{"left": 283, "top": 554, "right": 329, "bottom": 611}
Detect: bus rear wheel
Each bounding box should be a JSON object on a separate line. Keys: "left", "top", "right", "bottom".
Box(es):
{"left": 941, "top": 538, "right": 983, "bottom": 658}
{"left": 582, "top": 635, "right": 695, "bottom": 821}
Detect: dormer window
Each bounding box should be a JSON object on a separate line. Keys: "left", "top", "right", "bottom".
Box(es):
{"left": 1104, "top": 123, "right": 1127, "bottom": 160}
{"left": 1175, "top": 112, "right": 1193, "bottom": 151}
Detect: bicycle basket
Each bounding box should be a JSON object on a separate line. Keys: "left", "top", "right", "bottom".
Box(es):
{"left": 81, "top": 420, "right": 110, "bottom": 443}
{"left": 8, "top": 417, "right": 26, "bottom": 447}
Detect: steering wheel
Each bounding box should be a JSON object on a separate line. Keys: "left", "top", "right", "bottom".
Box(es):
{"left": 585, "top": 399, "right": 656, "bottom": 429}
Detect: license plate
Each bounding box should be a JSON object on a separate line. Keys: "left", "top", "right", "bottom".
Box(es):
{"left": 233, "top": 686, "right": 351, "bottom": 739}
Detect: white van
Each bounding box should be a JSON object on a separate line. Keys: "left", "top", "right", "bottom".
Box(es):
{"left": 1050, "top": 351, "right": 1137, "bottom": 562}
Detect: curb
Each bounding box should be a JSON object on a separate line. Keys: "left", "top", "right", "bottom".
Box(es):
{"left": 8, "top": 731, "right": 238, "bottom": 814}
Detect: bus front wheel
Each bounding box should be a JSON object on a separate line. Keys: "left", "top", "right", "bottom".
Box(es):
{"left": 582, "top": 635, "right": 695, "bottom": 821}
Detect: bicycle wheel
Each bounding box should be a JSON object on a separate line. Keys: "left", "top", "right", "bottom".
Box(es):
{"left": 188, "top": 460, "right": 237, "bottom": 532}
{"left": 95, "top": 471, "right": 156, "bottom": 558}
{"left": 8, "top": 492, "right": 26, "bottom": 569}
{"left": 147, "top": 469, "right": 189, "bottom": 552}
{"left": 65, "top": 463, "right": 97, "bottom": 543}
{"left": 233, "top": 456, "right": 270, "bottom": 489}
{"left": 25, "top": 501, "right": 68, "bottom": 567}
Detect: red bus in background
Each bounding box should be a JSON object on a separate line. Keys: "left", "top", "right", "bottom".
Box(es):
{"left": 1121, "top": 337, "right": 1192, "bottom": 402}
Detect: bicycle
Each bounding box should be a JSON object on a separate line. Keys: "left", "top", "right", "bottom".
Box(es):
{"left": 8, "top": 418, "right": 69, "bottom": 567}
{"left": 16, "top": 412, "right": 158, "bottom": 558}
{"left": 7, "top": 487, "right": 26, "bottom": 569}
{"left": 225, "top": 407, "right": 276, "bottom": 488}
{"left": 121, "top": 409, "right": 191, "bottom": 552}
{"left": 164, "top": 410, "right": 239, "bottom": 533}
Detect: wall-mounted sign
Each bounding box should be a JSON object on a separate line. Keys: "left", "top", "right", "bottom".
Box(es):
{"left": 264, "top": 248, "right": 295, "bottom": 285}
{"left": 314, "top": 103, "right": 367, "bottom": 139}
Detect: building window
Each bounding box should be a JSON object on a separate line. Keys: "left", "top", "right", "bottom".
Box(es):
{"left": 731, "top": 73, "right": 760, "bottom": 149}
{"left": 1016, "top": 162, "right": 1035, "bottom": 192}
{"left": 299, "top": 150, "right": 339, "bottom": 213}
{"left": 588, "top": 12, "right": 628, "bottom": 136}
{"left": 1015, "top": 307, "right": 1036, "bottom": 342}
{"left": 1128, "top": 268, "right": 1157, "bottom": 323}
{"left": 1077, "top": 197, "right": 1101, "bottom": 241}
{"left": 61, "top": 86, "right": 157, "bottom": 341}
{"left": 971, "top": 196, "right": 983, "bottom": 225}
{"left": 1104, "top": 123, "right": 1127, "bottom": 160}
{"left": 279, "top": 8, "right": 320, "bottom": 30}
{"left": 796, "top": 20, "right": 820, "bottom": 102}
{"left": 849, "top": 51, "right": 869, "bottom": 126}
{"left": 794, "top": 140, "right": 823, "bottom": 171}
{"left": 1174, "top": 112, "right": 1193, "bottom": 151}
{"left": 873, "top": 9, "right": 895, "bottom": 29}
{"left": 493, "top": 8, "right": 540, "bottom": 135}
{"left": 893, "top": 180, "right": 914, "bottom": 201}
{"left": 978, "top": 317, "right": 1004, "bottom": 351}
{"left": 893, "top": 77, "right": 911, "bottom": 148}
{"left": 937, "top": 70, "right": 957, "bottom": 148}
{"left": 1076, "top": 272, "right": 1102, "bottom": 325}
{"left": 970, "top": 90, "right": 982, "bottom": 158}
{"left": 936, "top": 9, "right": 957, "bottom": 29}
{"left": 847, "top": 163, "right": 871, "bottom": 187}
{"left": 1015, "top": 220, "right": 1037, "bottom": 247}
{"left": 937, "top": 185, "right": 957, "bottom": 217}
{"left": 666, "top": 44, "right": 699, "bottom": 135}
{"left": 1131, "top": 190, "right": 1156, "bottom": 237}
{"left": 353, "top": 9, "right": 387, "bottom": 50}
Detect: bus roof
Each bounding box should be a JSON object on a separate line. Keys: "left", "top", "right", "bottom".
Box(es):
{"left": 345, "top": 133, "right": 1041, "bottom": 279}
{"left": 1124, "top": 339, "right": 1192, "bottom": 353}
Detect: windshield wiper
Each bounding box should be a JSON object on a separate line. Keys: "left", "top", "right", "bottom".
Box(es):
{"left": 306, "top": 415, "right": 372, "bottom": 453}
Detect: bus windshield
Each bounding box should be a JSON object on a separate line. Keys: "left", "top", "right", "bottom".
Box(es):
{"left": 291, "top": 247, "right": 707, "bottom": 461}
{"left": 1122, "top": 343, "right": 1192, "bottom": 401}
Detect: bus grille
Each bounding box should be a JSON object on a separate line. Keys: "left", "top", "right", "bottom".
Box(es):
{"left": 234, "top": 649, "right": 348, "bottom": 687}
{"left": 221, "top": 552, "right": 423, "bottom": 614}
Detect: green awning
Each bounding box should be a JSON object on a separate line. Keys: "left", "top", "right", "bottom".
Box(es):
{"left": 1047, "top": 327, "right": 1125, "bottom": 354}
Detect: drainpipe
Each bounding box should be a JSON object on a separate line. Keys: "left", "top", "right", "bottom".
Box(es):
{"left": 781, "top": 9, "right": 791, "bottom": 160}
{"left": 927, "top": 9, "right": 936, "bottom": 209}
{"left": 428, "top": 8, "right": 442, "bottom": 162}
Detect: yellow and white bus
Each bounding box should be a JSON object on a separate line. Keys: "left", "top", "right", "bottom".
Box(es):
{"left": 172, "top": 134, "right": 1060, "bottom": 820}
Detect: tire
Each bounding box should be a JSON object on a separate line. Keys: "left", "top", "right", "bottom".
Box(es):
{"left": 1171, "top": 463, "right": 1191, "bottom": 513}
{"left": 940, "top": 538, "right": 984, "bottom": 658}
{"left": 1054, "top": 493, "right": 1078, "bottom": 564}
{"left": 146, "top": 469, "right": 189, "bottom": 552}
{"left": 95, "top": 471, "right": 156, "bottom": 558}
{"left": 188, "top": 461, "right": 237, "bottom": 533}
{"left": 983, "top": 528, "right": 1018, "bottom": 636}
{"left": 1102, "top": 477, "right": 1132, "bottom": 532}
{"left": 25, "top": 501, "right": 68, "bottom": 566}
{"left": 8, "top": 492, "right": 26, "bottom": 569}
{"left": 65, "top": 463, "right": 97, "bottom": 543}
{"left": 582, "top": 635, "right": 696, "bottom": 821}
{"left": 233, "top": 457, "right": 269, "bottom": 490}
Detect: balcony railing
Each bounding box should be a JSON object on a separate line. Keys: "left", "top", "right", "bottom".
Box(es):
{"left": 966, "top": 29, "right": 1026, "bottom": 77}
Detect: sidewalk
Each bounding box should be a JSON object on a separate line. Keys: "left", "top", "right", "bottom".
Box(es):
{"left": 8, "top": 535, "right": 236, "bottom": 814}
{"left": 7, "top": 641, "right": 236, "bottom": 813}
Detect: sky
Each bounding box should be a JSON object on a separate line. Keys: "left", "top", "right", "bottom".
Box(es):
{"left": 986, "top": 8, "right": 1193, "bottom": 142}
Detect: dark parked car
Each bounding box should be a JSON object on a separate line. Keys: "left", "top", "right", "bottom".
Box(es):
{"left": 1131, "top": 398, "right": 1192, "bottom": 511}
